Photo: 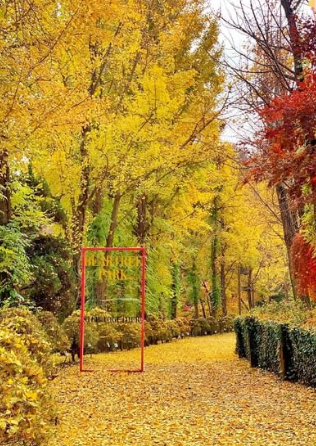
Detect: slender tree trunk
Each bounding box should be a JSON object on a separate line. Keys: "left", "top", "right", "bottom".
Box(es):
{"left": 106, "top": 193, "right": 121, "bottom": 248}
{"left": 171, "top": 263, "right": 180, "bottom": 319}
{"left": 220, "top": 258, "right": 227, "bottom": 316}
{"left": 134, "top": 195, "right": 148, "bottom": 246}
{"left": 72, "top": 126, "right": 91, "bottom": 307}
{"left": 190, "top": 262, "right": 199, "bottom": 318}
{"left": 0, "top": 150, "right": 11, "bottom": 225}
{"left": 276, "top": 183, "right": 298, "bottom": 299}
{"left": 237, "top": 265, "right": 242, "bottom": 316}
{"left": 90, "top": 188, "right": 108, "bottom": 308}
{"left": 210, "top": 196, "right": 221, "bottom": 316}
{"left": 247, "top": 268, "right": 253, "bottom": 309}
{"left": 200, "top": 298, "right": 206, "bottom": 318}
{"left": 0, "top": 150, "right": 11, "bottom": 303}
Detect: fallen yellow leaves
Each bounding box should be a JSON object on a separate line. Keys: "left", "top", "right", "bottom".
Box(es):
{"left": 48, "top": 334, "right": 316, "bottom": 446}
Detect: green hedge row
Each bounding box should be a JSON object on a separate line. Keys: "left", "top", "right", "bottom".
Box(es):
{"left": 234, "top": 316, "right": 316, "bottom": 386}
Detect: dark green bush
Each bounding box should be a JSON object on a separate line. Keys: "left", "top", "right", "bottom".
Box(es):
{"left": 235, "top": 316, "right": 316, "bottom": 386}
{"left": 288, "top": 328, "right": 316, "bottom": 385}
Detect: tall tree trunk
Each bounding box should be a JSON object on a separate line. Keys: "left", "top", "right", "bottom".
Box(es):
{"left": 210, "top": 196, "right": 221, "bottom": 316}
{"left": 220, "top": 254, "right": 227, "bottom": 316}
{"left": 0, "top": 150, "right": 11, "bottom": 225}
{"left": 134, "top": 195, "right": 148, "bottom": 246}
{"left": 73, "top": 125, "right": 91, "bottom": 305}
{"left": 276, "top": 183, "right": 298, "bottom": 299}
{"left": 247, "top": 268, "right": 253, "bottom": 309}
{"left": 90, "top": 188, "right": 108, "bottom": 308}
{"left": 96, "top": 193, "right": 122, "bottom": 311}
{"left": 190, "top": 262, "right": 199, "bottom": 318}
{"left": 237, "top": 265, "right": 242, "bottom": 316}
{"left": 171, "top": 263, "right": 180, "bottom": 319}
{"left": 200, "top": 297, "right": 206, "bottom": 318}
{"left": 0, "top": 150, "right": 11, "bottom": 303}
{"left": 106, "top": 193, "right": 121, "bottom": 248}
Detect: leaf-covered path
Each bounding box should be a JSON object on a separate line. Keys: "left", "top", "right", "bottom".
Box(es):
{"left": 49, "top": 334, "right": 316, "bottom": 446}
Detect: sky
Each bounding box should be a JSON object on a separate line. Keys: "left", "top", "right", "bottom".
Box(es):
{"left": 207, "top": 0, "right": 313, "bottom": 143}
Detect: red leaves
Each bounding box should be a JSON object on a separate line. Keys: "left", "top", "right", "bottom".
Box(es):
{"left": 291, "top": 234, "right": 316, "bottom": 300}
{"left": 246, "top": 75, "right": 316, "bottom": 205}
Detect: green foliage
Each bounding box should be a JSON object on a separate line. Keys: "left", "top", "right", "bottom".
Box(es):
{"left": 288, "top": 328, "right": 316, "bottom": 385}
{"left": 26, "top": 235, "right": 75, "bottom": 318}
{"left": 0, "top": 224, "right": 31, "bottom": 305}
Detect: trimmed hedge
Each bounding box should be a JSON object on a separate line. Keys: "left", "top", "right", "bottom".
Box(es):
{"left": 62, "top": 309, "right": 235, "bottom": 354}
{"left": 234, "top": 316, "right": 316, "bottom": 386}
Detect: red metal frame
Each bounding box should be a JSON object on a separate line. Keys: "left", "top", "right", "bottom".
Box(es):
{"left": 80, "top": 247, "right": 146, "bottom": 373}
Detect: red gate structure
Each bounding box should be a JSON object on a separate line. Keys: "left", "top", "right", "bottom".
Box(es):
{"left": 80, "top": 247, "right": 146, "bottom": 373}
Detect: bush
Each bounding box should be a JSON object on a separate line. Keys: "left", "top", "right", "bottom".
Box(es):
{"left": 118, "top": 323, "right": 141, "bottom": 349}
{"left": 147, "top": 316, "right": 168, "bottom": 344}
{"left": 206, "top": 317, "right": 219, "bottom": 334}
{"left": 62, "top": 310, "right": 98, "bottom": 353}
{"left": 97, "top": 324, "right": 121, "bottom": 351}
{"left": 218, "top": 316, "right": 234, "bottom": 333}
{"left": 235, "top": 315, "right": 316, "bottom": 386}
{"left": 144, "top": 320, "right": 155, "bottom": 346}
{"left": 165, "top": 320, "right": 180, "bottom": 338}
{"left": 288, "top": 327, "right": 316, "bottom": 385}
{"left": 37, "top": 311, "right": 70, "bottom": 353}
{"left": 26, "top": 235, "right": 75, "bottom": 318}
{"left": 88, "top": 307, "right": 111, "bottom": 323}
{"left": 0, "top": 326, "right": 54, "bottom": 446}
{"left": 0, "top": 308, "right": 52, "bottom": 373}
{"left": 175, "top": 318, "right": 191, "bottom": 337}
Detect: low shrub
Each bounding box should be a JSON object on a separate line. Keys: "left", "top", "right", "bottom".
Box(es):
{"left": 37, "top": 311, "right": 70, "bottom": 353}
{"left": 88, "top": 307, "right": 111, "bottom": 323}
{"left": 97, "top": 323, "right": 121, "bottom": 351}
{"left": 165, "top": 320, "right": 181, "bottom": 339}
{"left": 144, "top": 320, "right": 156, "bottom": 345}
{"left": 0, "top": 326, "right": 54, "bottom": 446}
{"left": 175, "top": 318, "right": 191, "bottom": 337}
{"left": 62, "top": 310, "right": 98, "bottom": 353}
{"left": 118, "top": 323, "right": 141, "bottom": 349}
{"left": 0, "top": 308, "right": 52, "bottom": 373}
{"left": 218, "top": 315, "right": 234, "bottom": 333}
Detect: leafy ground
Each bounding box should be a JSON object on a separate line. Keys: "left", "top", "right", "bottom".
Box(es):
{"left": 49, "top": 334, "right": 316, "bottom": 446}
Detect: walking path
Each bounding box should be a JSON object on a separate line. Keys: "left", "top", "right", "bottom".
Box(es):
{"left": 49, "top": 333, "right": 316, "bottom": 446}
